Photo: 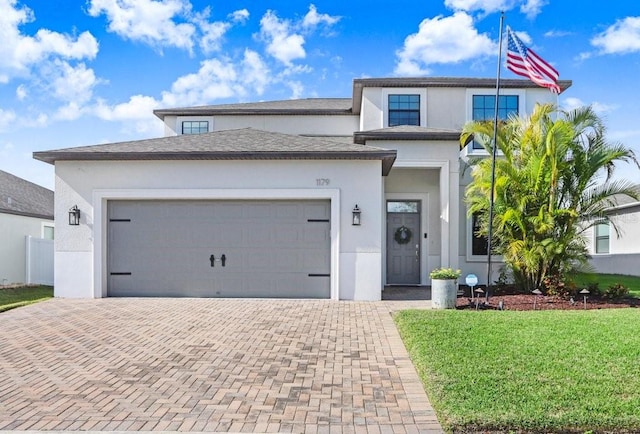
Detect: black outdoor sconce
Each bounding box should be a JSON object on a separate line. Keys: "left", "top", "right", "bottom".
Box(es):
{"left": 352, "top": 204, "right": 361, "bottom": 226}
{"left": 68, "top": 205, "right": 81, "bottom": 225}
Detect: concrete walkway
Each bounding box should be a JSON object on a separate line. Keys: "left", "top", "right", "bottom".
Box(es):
{"left": 0, "top": 298, "right": 442, "bottom": 433}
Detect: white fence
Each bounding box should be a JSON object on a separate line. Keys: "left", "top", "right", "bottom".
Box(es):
{"left": 25, "top": 236, "right": 54, "bottom": 286}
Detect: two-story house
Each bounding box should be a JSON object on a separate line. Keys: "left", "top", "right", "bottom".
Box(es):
{"left": 34, "top": 77, "right": 570, "bottom": 300}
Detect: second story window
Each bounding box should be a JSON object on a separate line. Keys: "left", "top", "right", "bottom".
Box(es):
{"left": 388, "top": 94, "right": 420, "bottom": 126}
{"left": 182, "top": 121, "right": 209, "bottom": 135}
{"left": 472, "top": 95, "right": 519, "bottom": 149}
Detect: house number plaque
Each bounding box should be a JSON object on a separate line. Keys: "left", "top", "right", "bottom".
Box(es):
{"left": 316, "top": 178, "right": 330, "bottom": 186}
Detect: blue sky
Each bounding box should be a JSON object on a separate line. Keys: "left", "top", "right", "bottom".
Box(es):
{"left": 1, "top": 0, "right": 639, "bottom": 190}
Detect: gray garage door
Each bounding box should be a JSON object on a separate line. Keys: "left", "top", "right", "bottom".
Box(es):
{"left": 107, "top": 200, "right": 331, "bottom": 298}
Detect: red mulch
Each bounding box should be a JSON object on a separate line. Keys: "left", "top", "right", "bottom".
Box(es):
{"left": 456, "top": 288, "right": 640, "bottom": 311}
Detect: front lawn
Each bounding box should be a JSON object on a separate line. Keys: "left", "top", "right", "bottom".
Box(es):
{"left": 395, "top": 309, "right": 640, "bottom": 433}
{"left": 571, "top": 273, "right": 640, "bottom": 298}
{"left": 0, "top": 286, "right": 53, "bottom": 313}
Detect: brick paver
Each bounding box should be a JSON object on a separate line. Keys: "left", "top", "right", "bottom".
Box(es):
{"left": 0, "top": 298, "right": 442, "bottom": 433}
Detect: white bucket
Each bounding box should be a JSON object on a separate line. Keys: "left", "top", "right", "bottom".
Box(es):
{"left": 431, "top": 279, "right": 458, "bottom": 309}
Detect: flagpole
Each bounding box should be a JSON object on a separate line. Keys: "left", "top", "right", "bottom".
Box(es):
{"left": 485, "top": 12, "right": 505, "bottom": 302}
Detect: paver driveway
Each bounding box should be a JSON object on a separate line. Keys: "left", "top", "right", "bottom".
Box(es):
{"left": 0, "top": 298, "right": 442, "bottom": 433}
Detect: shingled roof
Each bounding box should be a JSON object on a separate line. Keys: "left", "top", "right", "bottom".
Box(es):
{"left": 154, "top": 98, "right": 353, "bottom": 119}
{"left": 354, "top": 126, "right": 461, "bottom": 144}
{"left": 33, "top": 128, "right": 397, "bottom": 175}
{"left": 0, "top": 170, "right": 54, "bottom": 220}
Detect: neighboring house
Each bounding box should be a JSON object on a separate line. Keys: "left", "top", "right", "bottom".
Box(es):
{"left": 586, "top": 188, "right": 640, "bottom": 276}
{"left": 34, "top": 77, "right": 571, "bottom": 300}
{"left": 0, "top": 170, "right": 54, "bottom": 286}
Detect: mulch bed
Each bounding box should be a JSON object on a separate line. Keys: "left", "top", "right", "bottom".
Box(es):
{"left": 456, "top": 287, "right": 640, "bottom": 311}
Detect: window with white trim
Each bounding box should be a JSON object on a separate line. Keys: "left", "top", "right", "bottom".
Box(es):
{"left": 182, "top": 121, "right": 209, "bottom": 135}
{"left": 43, "top": 225, "right": 54, "bottom": 240}
{"left": 471, "top": 212, "right": 488, "bottom": 256}
{"left": 388, "top": 94, "right": 420, "bottom": 126}
{"left": 595, "top": 221, "right": 610, "bottom": 254}
{"left": 471, "top": 95, "right": 519, "bottom": 149}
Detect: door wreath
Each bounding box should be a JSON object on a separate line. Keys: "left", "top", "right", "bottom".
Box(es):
{"left": 394, "top": 226, "right": 413, "bottom": 244}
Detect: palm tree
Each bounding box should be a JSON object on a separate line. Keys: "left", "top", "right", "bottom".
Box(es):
{"left": 462, "top": 103, "right": 639, "bottom": 292}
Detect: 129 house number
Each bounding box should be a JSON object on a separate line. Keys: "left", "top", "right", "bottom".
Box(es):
{"left": 316, "top": 178, "right": 330, "bottom": 186}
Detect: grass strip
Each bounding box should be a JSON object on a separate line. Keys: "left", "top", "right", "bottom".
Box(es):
{"left": 395, "top": 309, "right": 640, "bottom": 433}
{"left": 571, "top": 273, "right": 640, "bottom": 298}
{"left": 0, "top": 286, "right": 53, "bottom": 313}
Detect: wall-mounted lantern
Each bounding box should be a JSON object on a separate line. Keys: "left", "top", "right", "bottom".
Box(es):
{"left": 352, "top": 205, "right": 361, "bottom": 226}
{"left": 68, "top": 205, "right": 81, "bottom": 226}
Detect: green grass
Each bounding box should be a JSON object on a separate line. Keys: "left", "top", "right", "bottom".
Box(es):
{"left": 0, "top": 285, "right": 53, "bottom": 313}
{"left": 395, "top": 309, "right": 640, "bottom": 433}
{"left": 571, "top": 273, "right": 640, "bottom": 298}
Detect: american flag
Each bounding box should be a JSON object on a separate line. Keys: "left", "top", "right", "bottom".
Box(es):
{"left": 506, "top": 26, "right": 560, "bottom": 93}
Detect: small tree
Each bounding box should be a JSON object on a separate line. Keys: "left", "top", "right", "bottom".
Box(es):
{"left": 462, "top": 103, "right": 639, "bottom": 292}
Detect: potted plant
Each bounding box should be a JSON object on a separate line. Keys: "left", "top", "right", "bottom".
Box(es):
{"left": 430, "top": 267, "right": 461, "bottom": 309}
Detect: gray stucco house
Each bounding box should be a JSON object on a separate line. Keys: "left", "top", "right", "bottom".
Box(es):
{"left": 34, "top": 76, "right": 572, "bottom": 299}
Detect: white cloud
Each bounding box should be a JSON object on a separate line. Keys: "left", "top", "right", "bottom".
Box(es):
{"left": 87, "top": 0, "right": 196, "bottom": 52}
{"left": 591, "top": 16, "right": 640, "bottom": 55}
{"left": 160, "top": 58, "right": 242, "bottom": 107}
{"left": 0, "top": 109, "right": 17, "bottom": 132}
{"left": 258, "top": 6, "right": 339, "bottom": 66}
{"left": 562, "top": 97, "right": 617, "bottom": 115}
{"left": 520, "top": 0, "right": 547, "bottom": 19}
{"left": 394, "top": 12, "right": 497, "bottom": 75}
{"left": 241, "top": 49, "right": 270, "bottom": 95}
{"left": 74, "top": 49, "right": 270, "bottom": 132}
{"left": 444, "top": 0, "right": 515, "bottom": 14}
{"left": 544, "top": 29, "right": 572, "bottom": 38}
{"left": 259, "top": 10, "right": 306, "bottom": 66}
{"left": 93, "top": 94, "right": 161, "bottom": 134}
{"left": 47, "top": 61, "right": 101, "bottom": 104}
{"left": 87, "top": 0, "right": 247, "bottom": 55}
{"left": 192, "top": 7, "right": 231, "bottom": 54}
{"left": 229, "top": 9, "right": 249, "bottom": 23}
{"left": 94, "top": 94, "right": 159, "bottom": 121}
{"left": 302, "top": 4, "right": 340, "bottom": 30}
{"left": 16, "top": 84, "right": 27, "bottom": 100}
{"left": 443, "top": 0, "right": 546, "bottom": 17}
{"left": 287, "top": 81, "right": 304, "bottom": 99}
{"left": 54, "top": 102, "right": 85, "bottom": 121}
{"left": 0, "top": 0, "right": 98, "bottom": 82}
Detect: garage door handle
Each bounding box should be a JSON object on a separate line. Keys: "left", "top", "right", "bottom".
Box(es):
{"left": 209, "top": 254, "right": 226, "bottom": 267}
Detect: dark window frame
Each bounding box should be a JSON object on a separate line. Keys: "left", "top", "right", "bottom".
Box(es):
{"left": 471, "top": 95, "right": 519, "bottom": 149}
{"left": 182, "top": 121, "right": 209, "bottom": 135}
{"left": 471, "top": 212, "right": 488, "bottom": 256}
{"left": 388, "top": 94, "right": 420, "bottom": 127}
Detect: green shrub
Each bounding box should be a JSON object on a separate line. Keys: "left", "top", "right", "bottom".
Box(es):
{"left": 542, "top": 274, "right": 575, "bottom": 298}
{"left": 604, "top": 283, "right": 629, "bottom": 299}
{"left": 584, "top": 282, "right": 602, "bottom": 297}
{"left": 430, "top": 267, "right": 461, "bottom": 280}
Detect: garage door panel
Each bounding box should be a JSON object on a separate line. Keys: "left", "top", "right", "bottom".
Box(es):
{"left": 108, "top": 200, "right": 330, "bottom": 298}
